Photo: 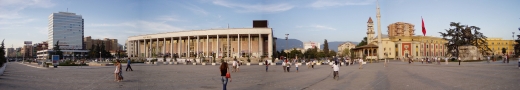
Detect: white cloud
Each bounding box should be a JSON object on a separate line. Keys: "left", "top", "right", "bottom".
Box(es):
{"left": 156, "top": 15, "right": 183, "bottom": 22}
{"left": 310, "top": 0, "right": 376, "bottom": 8}
{"left": 296, "top": 25, "right": 337, "bottom": 31}
{"left": 212, "top": 0, "right": 294, "bottom": 13}
{"left": 0, "top": 0, "right": 55, "bottom": 19}
{"left": 89, "top": 21, "right": 184, "bottom": 32}
{"left": 182, "top": 3, "right": 209, "bottom": 15}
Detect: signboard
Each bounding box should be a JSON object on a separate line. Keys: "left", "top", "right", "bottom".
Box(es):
{"left": 52, "top": 55, "right": 59, "bottom": 66}
{"left": 24, "top": 41, "right": 32, "bottom": 44}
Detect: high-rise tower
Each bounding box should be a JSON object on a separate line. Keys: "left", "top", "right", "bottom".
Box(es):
{"left": 376, "top": 0, "right": 383, "bottom": 59}
{"left": 48, "top": 12, "right": 84, "bottom": 50}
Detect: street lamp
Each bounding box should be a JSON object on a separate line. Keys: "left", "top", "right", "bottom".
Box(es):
{"left": 285, "top": 34, "right": 289, "bottom": 59}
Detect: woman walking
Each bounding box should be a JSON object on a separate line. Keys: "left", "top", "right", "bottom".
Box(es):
{"left": 114, "top": 60, "right": 122, "bottom": 82}
{"left": 220, "top": 62, "right": 232, "bottom": 90}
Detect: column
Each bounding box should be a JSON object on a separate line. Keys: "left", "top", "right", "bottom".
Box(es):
{"left": 178, "top": 37, "right": 181, "bottom": 57}
{"left": 170, "top": 37, "right": 173, "bottom": 58}
{"left": 143, "top": 39, "right": 148, "bottom": 58}
{"left": 207, "top": 35, "right": 209, "bottom": 57}
{"left": 187, "top": 36, "right": 190, "bottom": 58}
{"left": 259, "top": 34, "right": 263, "bottom": 57}
{"left": 217, "top": 35, "right": 220, "bottom": 58}
{"left": 163, "top": 38, "right": 166, "bottom": 56}
{"left": 238, "top": 34, "right": 241, "bottom": 57}
{"left": 197, "top": 35, "right": 200, "bottom": 58}
{"left": 248, "top": 34, "right": 251, "bottom": 57}
{"left": 267, "top": 34, "right": 273, "bottom": 58}
{"left": 397, "top": 41, "right": 402, "bottom": 59}
{"left": 227, "top": 34, "right": 230, "bottom": 58}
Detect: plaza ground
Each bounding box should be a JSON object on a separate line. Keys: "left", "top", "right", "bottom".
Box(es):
{"left": 0, "top": 60, "right": 519, "bottom": 90}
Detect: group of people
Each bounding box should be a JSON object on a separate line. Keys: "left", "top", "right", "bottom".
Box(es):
{"left": 281, "top": 59, "right": 299, "bottom": 72}
{"left": 113, "top": 58, "right": 134, "bottom": 82}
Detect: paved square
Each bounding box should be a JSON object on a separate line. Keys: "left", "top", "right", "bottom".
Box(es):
{"left": 1, "top": 61, "right": 520, "bottom": 90}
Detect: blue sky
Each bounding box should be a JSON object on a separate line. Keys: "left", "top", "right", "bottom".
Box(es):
{"left": 1, "top": 0, "right": 519, "bottom": 49}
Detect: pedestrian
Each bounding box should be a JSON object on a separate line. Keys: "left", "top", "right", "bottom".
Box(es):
{"left": 487, "top": 56, "right": 490, "bottom": 63}
{"left": 287, "top": 60, "right": 291, "bottom": 72}
{"left": 118, "top": 60, "right": 123, "bottom": 81}
{"left": 114, "top": 60, "right": 121, "bottom": 82}
{"left": 232, "top": 59, "right": 237, "bottom": 72}
{"left": 359, "top": 58, "right": 364, "bottom": 69}
{"left": 220, "top": 62, "right": 231, "bottom": 90}
{"left": 312, "top": 60, "right": 315, "bottom": 69}
{"left": 295, "top": 61, "right": 299, "bottom": 73}
{"left": 265, "top": 60, "right": 269, "bottom": 72}
{"left": 236, "top": 61, "right": 240, "bottom": 72}
{"left": 126, "top": 58, "right": 133, "bottom": 71}
{"left": 282, "top": 59, "right": 287, "bottom": 72}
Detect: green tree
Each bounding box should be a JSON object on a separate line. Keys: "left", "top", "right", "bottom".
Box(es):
{"left": 288, "top": 48, "right": 302, "bottom": 59}
{"left": 323, "top": 39, "right": 329, "bottom": 57}
{"left": 280, "top": 49, "right": 286, "bottom": 58}
{"left": 0, "top": 39, "right": 6, "bottom": 67}
{"left": 439, "top": 22, "right": 491, "bottom": 57}
{"left": 304, "top": 47, "right": 318, "bottom": 59}
{"left": 356, "top": 37, "right": 368, "bottom": 47}
{"left": 340, "top": 49, "right": 351, "bottom": 57}
{"left": 52, "top": 41, "right": 64, "bottom": 59}
{"left": 329, "top": 50, "right": 337, "bottom": 57}
{"left": 502, "top": 48, "right": 507, "bottom": 55}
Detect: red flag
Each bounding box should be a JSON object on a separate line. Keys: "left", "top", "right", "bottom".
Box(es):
{"left": 422, "top": 17, "right": 426, "bottom": 36}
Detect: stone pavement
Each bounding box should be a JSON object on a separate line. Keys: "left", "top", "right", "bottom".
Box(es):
{"left": 0, "top": 61, "right": 519, "bottom": 90}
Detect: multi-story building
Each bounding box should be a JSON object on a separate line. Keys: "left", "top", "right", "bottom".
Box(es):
{"left": 21, "top": 45, "right": 34, "bottom": 58}
{"left": 48, "top": 12, "right": 84, "bottom": 50}
{"left": 303, "top": 41, "right": 320, "bottom": 50}
{"left": 84, "top": 36, "right": 119, "bottom": 52}
{"left": 6, "top": 48, "right": 14, "bottom": 58}
{"left": 38, "top": 12, "right": 88, "bottom": 60}
{"left": 486, "top": 38, "right": 515, "bottom": 55}
{"left": 337, "top": 42, "right": 356, "bottom": 54}
{"left": 126, "top": 21, "right": 274, "bottom": 60}
{"left": 353, "top": 17, "right": 448, "bottom": 60}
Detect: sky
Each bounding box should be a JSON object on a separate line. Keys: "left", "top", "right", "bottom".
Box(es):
{"left": 0, "top": 0, "right": 519, "bottom": 49}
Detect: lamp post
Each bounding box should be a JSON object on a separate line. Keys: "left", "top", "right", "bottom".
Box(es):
{"left": 285, "top": 34, "right": 289, "bottom": 59}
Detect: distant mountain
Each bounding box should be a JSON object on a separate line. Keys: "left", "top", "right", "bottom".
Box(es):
{"left": 275, "top": 39, "right": 303, "bottom": 51}
{"left": 320, "top": 41, "right": 360, "bottom": 52}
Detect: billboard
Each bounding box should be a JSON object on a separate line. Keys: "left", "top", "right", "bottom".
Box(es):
{"left": 253, "top": 20, "right": 268, "bottom": 28}
{"left": 52, "top": 55, "right": 59, "bottom": 66}
{"left": 24, "top": 41, "right": 32, "bottom": 44}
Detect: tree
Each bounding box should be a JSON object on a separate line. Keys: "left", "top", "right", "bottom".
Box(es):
{"left": 0, "top": 39, "right": 6, "bottom": 67}
{"left": 329, "top": 50, "right": 337, "bottom": 57}
{"left": 304, "top": 47, "right": 318, "bottom": 59}
{"left": 340, "top": 49, "right": 351, "bottom": 57}
{"left": 356, "top": 37, "right": 368, "bottom": 47}
{"left": 280, "top": 49, "right": 286, "bottom": 58}
{"left": 52, "top": 41, "right": 64, "bottom": 59}
{"left": 323, "top": 39, "right": 329, "bottom": 57}
{"left": 439, "top": 22, "right": 491, "bottom": 57}
{"left": 288, "top": 48, "right": 302, "bottom": 59}
{"left": 514, "top": 39, "right": 520, "bottom": 57}
{"left": 502, "top": 48, "right": 507, "bottom": 55}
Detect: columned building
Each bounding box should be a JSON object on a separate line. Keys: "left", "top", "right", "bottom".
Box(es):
{"left": 126, "top": 28, "right": 274, "bottom": 59}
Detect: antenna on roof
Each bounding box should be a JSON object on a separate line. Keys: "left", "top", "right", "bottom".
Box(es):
{"left": 227, "top": 23, "right": 229, "bottom": 29}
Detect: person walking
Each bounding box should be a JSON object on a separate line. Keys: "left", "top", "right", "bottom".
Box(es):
{"left": 126, "top": 58, "right": 133, "bottom": 71}
{"left": 282, "top": 59, "right": 287, "bottom": 72}
{"left": 232, "top": 59, "right": 237, "bottom": 72}
{"left": 287, "top": 60, "right": 291, "bottom": 72}
{"left": 265, "top": 60, "right": 269, "bottom": 72}
{"left": 220, "top": 62, "right": 231, "bottom": 90}
{"left": 114, "top": 60, "right": 122, "bottom": 82}
{"left": 359, "top": 58, "right": 364, "bottom": 69}
{"left": 295, "top": 61, "right": 299, "bottom": 73}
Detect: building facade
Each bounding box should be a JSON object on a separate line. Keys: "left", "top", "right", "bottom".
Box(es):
{"left": 486, "top": 38, "right": 515, "bottom": 55}
{"left": 126, "top": 28, "right": 274, "bottom": 59}
{"left": 84, "top": 36, "right": 120, "bottom": 52}
{"left": 303, "top": 41, "right": 320, "bottom": 50}
{"left": 48, "top": 12, "right": 84, "bottom": 50}
{"left": 353, "top": 17, "right": 448, "bottom": 60}
{"left": 337, "top": 42, "right": 356, "bottom": 54}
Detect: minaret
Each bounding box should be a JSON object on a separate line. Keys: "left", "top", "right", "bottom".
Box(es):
{"left": 367, "top": 17, "right": 375, "bottom": 44}
{"left": 376, "top": 0, "right": 383, "bottom": 59}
